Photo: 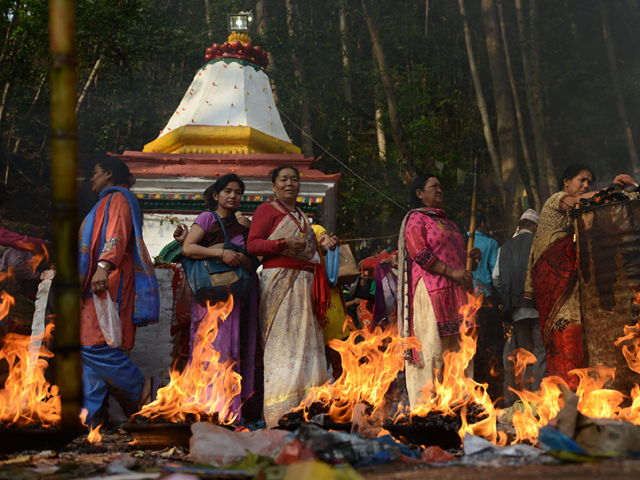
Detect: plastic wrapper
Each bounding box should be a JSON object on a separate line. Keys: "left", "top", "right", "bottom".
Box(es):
{"left": 422, "top": 445, "right": 456, "bottom": 463}
{"left": 326, "top": 246, "right": 340, "bottom": 287}
{"left": 288, "top": 423, "right": 409, "bottom": 467}
{"left": 189, "top": 423, "right": 289, "bottom": 466}
{"left": 274, "top": 438, "right": 318, "bottom": 465}
{"left": 93, "top": 292, "right": 122, "bottom": 348}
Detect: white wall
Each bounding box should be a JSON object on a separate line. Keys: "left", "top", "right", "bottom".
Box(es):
{"left": 142, "top": 213, "right": 198, "bottom": 259}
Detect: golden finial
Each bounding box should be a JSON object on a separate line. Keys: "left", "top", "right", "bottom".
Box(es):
{"left": 228, "top": 32, "right": 252, "bottom": 44}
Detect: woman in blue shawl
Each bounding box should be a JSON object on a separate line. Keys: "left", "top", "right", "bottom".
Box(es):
{"left": 78, "top": 156, "right": 160, "bottom": 425}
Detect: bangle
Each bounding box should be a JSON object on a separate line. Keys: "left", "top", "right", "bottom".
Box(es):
{"left": 219, "top": 248, "right": 224, "bottom": 258}
{"left": 98, "top": 261, "right": 111, "bottom": 273}
{"left": 277, "top": 238, "right": 286, "bottom": 249}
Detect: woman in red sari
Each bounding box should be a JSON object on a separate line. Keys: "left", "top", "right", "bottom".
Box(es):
{"left": 525, "top": 164, "right": 634, "bottom": 388}
{"left": 247, "top": 165, "right": 338, "bottom": 428}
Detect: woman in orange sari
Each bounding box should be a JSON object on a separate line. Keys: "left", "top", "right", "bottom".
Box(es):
{"left": 247, "top": 166, "right": 337, "bottom": 427}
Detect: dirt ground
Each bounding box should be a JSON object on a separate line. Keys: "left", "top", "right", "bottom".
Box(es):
{"left": 2, "top": 430, "right": 640, "bottom": 480}
{"left": 360, "top": 458, "right": 640, "bottom": 480}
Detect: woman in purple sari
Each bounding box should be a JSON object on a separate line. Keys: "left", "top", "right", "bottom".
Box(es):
{"left": 180, "top": 174, "right": 259, "bottom": 419}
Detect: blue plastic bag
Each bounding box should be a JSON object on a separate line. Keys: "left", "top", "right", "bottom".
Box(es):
{"left": 325, "top": 245, "right": 340, "bottom": 287}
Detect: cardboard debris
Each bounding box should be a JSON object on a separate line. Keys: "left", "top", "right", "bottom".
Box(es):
{"left": 540, "top": 385, "right": 640, "bottom": 456}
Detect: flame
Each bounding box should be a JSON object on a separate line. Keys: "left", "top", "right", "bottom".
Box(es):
{"left": 404, "top": 293, "right": 506, "bottom": 446}
{"left": 294, "top": 325, "right": 420, "bottom": 424}
{"left": 619, "top": 384, "right": 640, "bottom": 424}
{"left": 614, "top": 317, "right": 640, "bottom": 375}
{"left": 137, "top": 295, "right": 241, "bottom": 424}
{"left": 15, "top": 241, "right": 49, "bottom": 271}
{"left": 79, "top": 408, "right": 103, "bottom": 444}
{"left": 0, "top": 290, "right": 15, "bottom": 321}
{"left": 0, "top": 323, "right": 61, "bottom": 427}
{"left": 509, "top": 376, "right": 566, "bottom": 444}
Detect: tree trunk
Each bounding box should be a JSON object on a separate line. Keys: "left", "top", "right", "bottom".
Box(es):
{"left": 497, "top": 0, "right": 541, "bottom": 210}
{"left": 601, "top": 1, "right": 640, "bottom": 174}
{"left": 482, "top": 0, "right": 522, "bottom": 230}
{"left": 528, "top": 0, "right": 556, "bottom": 197}
{"left": 339, "top": 1, "right": 352, "bottom": 103}
{"left": 204, "top": 0, "right": 213, "bottom": 38}
{"left": 9, "top": 74, "right": 46, "bottom": 162}
{"left": 425, "top": 0, "right": 430, "bottom": 35}
{"left": 373, "top": 49, "right": 387, "bottom": 161}
{"left": 515, "top": 0, "right": 552, "bottom": 200}
{"left": 361, "top": 0, "right": 416, "bottom": 181}
{"left": 0, "top": 81, "right": 11, "bottom": 130}
{"left": 256, "top": 0, "right": 280, "bottom": 104}
{"left": 0, "top": 7, "right": 17, "bottom": 65}
{"left": 286, "top": 0, "right": 314, "bottom": 157}
{"left": 457, "top": 0, "right": 503, "bottom": 189}
{"left": 375, "top": 97, "right": 387, "bottom": 160}
{"left": 76, "top": 54, "right": 103, "bottom": 114}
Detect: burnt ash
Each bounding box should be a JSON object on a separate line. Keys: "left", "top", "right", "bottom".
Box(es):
{"left": 129, "top": 411, "right": 220, "bottom": 424}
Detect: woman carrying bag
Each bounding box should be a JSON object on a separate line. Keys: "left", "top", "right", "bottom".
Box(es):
{"left": 180, "top": 174, "right": 259, "bottom": 420}
{"left": 79, "top": 156, "right": 159, "bottom": 426}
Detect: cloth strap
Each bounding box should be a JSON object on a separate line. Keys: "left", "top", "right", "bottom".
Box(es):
{"left": 263, "top": 255, "right": 330, "bottom": 327}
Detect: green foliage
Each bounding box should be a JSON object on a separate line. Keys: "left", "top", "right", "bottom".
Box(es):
{"left": 0, "top": 0, "right": 639, "bottom": 244}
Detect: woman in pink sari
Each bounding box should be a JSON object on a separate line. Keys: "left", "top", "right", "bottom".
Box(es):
{"left": 247, "top": 166, "right": 337, "bottom": 427}
{"left": 397, "top": 173, "right": 480, "bottom": 407}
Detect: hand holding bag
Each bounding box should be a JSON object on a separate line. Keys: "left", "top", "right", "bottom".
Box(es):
{"left": 93, "top": 291, "right": 123, "bottom": 348}
{"left": 181, "top": 212, "right": 252, "bottom": 305}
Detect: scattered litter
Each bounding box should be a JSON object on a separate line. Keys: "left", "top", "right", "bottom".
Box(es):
{"left": 277, "top": 423, "right": 420, "bottom": 467}
{"left": 190, "top": 422, "right": 289, "bottom": 466}
{"left": 282, "top": 460, "right": 364, "bottom": 480}
{"left": 274, "top": 438, "right": 318, "bottom": 465}
{"left": 0, "top": 455, "right": 32, "bottom": 466}
{"left": 463, "top": 434, "right": 542, "bottom": 457}
{"left": 421, "top": 446, "right": 456, "bottom": 463}
{"left": 539, "top": 386, "right": 640, "bottom": 456}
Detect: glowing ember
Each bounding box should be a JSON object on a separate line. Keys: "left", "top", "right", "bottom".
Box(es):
{"left": 400, "top": 293, "right": 506, "bottom": 445}
{"left": 137, "top": 295, "right": 241, "bottom": 424}
{"left": 0, "top": 323, "right": 61, "bottom": 427}
{"left": 292, "top": 324, "right": 420, "bottom": 424}
{"left": 79, "top": 408, "right": 103, "bottom": 444}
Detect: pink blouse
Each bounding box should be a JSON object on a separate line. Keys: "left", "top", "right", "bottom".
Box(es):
{"left": 405, "top": 209, "right": 470, "bottom": 336}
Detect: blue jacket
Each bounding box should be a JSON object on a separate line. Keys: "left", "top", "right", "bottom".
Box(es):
{"left": 468, "top": 230, "right": 499, "bottom": 297}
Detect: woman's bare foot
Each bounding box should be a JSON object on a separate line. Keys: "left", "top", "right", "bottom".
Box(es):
{"left": 136, "top": 378, "right": 152, "bottom": 410}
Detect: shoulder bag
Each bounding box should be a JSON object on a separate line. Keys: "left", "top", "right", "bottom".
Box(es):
{"left": 181, "top": 212, "right": 252, "bottom": 305}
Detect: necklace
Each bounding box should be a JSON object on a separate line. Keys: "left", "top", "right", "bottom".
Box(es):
{"left": 276, "top": 199, "right": 307, "bottom": 238}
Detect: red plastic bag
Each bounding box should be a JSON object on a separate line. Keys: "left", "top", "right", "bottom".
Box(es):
{"left": 274, "top": 438, "right": 318, "bottom": 465}
{"left": 422, "top": 445, "right": 456, "bottom": 463}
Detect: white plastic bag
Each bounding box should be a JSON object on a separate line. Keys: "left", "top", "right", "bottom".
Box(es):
{"left": 93, "top": 292, "right": 122, "bottom": 348}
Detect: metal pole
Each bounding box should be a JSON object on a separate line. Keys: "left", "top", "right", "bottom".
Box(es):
{"left": 50, "top": 0, "right": 81, "bottom": 431}
{"left": 466, "top": 157, "right": 480, "bottom": 271}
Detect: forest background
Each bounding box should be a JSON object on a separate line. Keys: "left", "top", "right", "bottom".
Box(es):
{"left": 1, "top": 0, "right": 640, "bottom": 246}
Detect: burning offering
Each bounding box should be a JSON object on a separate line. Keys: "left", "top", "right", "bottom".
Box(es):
{"left": 133, "top": 295, "right": 241, "bottom": 425}
{"left": 391, "top": 294, "right": 506, "bottom": 446}
{"left": 279, "top": 323, "right": 420, "bottom": 429}
{"left": 0, "top": 323, "right": 60, "bottom": 428}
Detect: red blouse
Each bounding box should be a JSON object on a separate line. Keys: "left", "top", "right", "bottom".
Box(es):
{"left": 247, "top": 202, "right": 291, "bottom": 256}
